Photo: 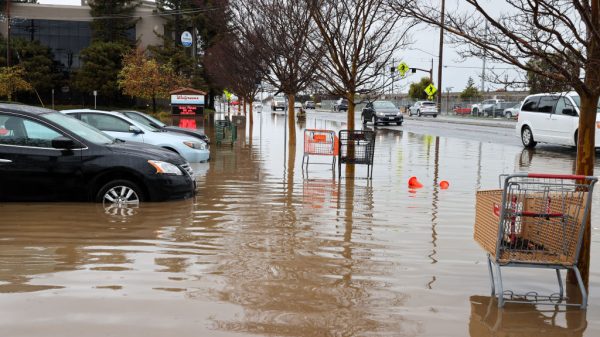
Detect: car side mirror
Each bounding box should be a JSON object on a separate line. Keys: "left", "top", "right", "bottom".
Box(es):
{"left": 129, "top": 125, "right": 144, "bottom": 134}
{"left": 52, "top": 136, "right": 77, "bottom": 149}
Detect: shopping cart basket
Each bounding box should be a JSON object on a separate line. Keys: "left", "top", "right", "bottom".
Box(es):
{"left": 338, "top": 130, "right": 375, "bottom": 179}
{"left": 302, "top": 129, "right": 338, "bottom": 172}
{"left": 474, "top": 173, "right": 597, "bottom": 308}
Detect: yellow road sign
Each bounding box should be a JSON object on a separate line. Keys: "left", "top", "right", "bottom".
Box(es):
{"left": 397, "top": 62, "right": 409, "bottom": 77}
{"left": 424, "top": 84, "right": 437, "bottom": 96}
{"left": 427, "top": 95, "right": 434, "bottom": 101}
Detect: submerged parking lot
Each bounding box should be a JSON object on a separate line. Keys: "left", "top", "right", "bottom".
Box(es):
{"left": 1, "top": 111, "right": 600, "bottom": 336}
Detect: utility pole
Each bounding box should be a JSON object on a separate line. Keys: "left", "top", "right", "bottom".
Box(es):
{"left": 481, "top": 21, "right": 488, "bottom": 92}
{"left": 6, "top": 0, "right": 11, "bottom": 67}
{"left": 437, "top": 0, "right": 445, "bottom": 113}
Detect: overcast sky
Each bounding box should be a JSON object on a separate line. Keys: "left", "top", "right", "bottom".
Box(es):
{"left": 37, "top": 0, "right": 522, "bottom": 94}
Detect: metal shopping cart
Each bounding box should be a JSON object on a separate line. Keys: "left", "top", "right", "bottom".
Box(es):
{"left": 215, "top": 119, "right": 237, "bottom": 146}
{"left": 302, "top": 129, "right": 338, "bottom": 172}
{"left": 337, "top": 130, "right": 375, "bottom": 179}
{"left": 474, "top": 173, "right": 597, "bottom": 308}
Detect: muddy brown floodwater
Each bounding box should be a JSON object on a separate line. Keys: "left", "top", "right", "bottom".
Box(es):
{"left": 1, "top": 111, "right": 599, "bottom": 336}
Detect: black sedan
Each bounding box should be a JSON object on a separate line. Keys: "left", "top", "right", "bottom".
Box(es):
{"left": 361, "top": 101, "right": 403, "bottom": 126}
{"left": 118, "top": 110, "right": 210, "bottom": 144}
{"left": 0, "top": 104, "right": 195, "bottom": 204}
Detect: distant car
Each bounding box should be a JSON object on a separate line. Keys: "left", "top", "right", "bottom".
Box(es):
{"left": 471, "top": 99, "right": 505, "bottom": 116}
{"left": 0, "top": 103, "right": 195, "bottom": 203}
{"left": 62, "top": 109, "right": 209, "bottom": 163}
{"left": 117, "top": 110, "right": 210, "bottom": 144}
{"left": 271, "top": 96, "right": 286, "bottom": 111}
{"left": 332, "top": 98, "right": 348, "bottom": 113}
{"left": 294, "top": 101, "right": 303, "bottom": 112}
{"left": 304, "top": 101, "right": 315, "bottom": 109}
{"left": 252, "top": 101, "right": 262, "bottom": 113}
{"left": 361, "top": 100, "right": 403, "bottom": 126}
{"left": 502, "top": 102, "right": 521, "bottom": 119}
{"left": 408, "top": 101, "right": 438, "bottom": 117}
{"left": 453, "top": 105, "right": 472, "bottom": 115}
{"left": 481, "top": 101, "right": 518, "bottom": 117}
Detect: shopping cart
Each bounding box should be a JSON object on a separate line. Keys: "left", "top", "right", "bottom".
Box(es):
{"left": 338, "top": 130, "right": 375, "bottom": 179}
{"left": 302, "top": 129, "right": 338, "bottom": 172}
{"left": 215, "top": 119, "right": 237, "bottom": 146}
{"left": 474, "top": 173, "right": 597, "bottom": 308}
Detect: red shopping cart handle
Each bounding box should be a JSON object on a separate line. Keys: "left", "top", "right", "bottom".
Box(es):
{"left": 527, "top": 173, "right": 588, "bottom": 180}
{"left": 517, "top": 211, "right": 564, "bottom": 218}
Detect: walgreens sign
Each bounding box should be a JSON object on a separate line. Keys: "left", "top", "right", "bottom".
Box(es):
{"left": 171, "top": 94, "right": 205, "bottom": 105}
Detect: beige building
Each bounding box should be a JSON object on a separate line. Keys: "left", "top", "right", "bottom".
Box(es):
{"left": 0, "top": 1, "right": 165, "bottom": 69}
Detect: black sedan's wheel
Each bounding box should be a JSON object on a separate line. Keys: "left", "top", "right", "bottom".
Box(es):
{"left": 362, "top": 114, "right": 367, "bottom": 125}
{"left": 521, "top": 126, "right": 537, "bottom": 148}
{"left": 96, "top": 179, "right": 144, "bottom": 205}
{"left": 396, "top": 122, "right": 402, "bottom": 126}
{"left": 433, "top": 114, "right": 437, "bottom": 118}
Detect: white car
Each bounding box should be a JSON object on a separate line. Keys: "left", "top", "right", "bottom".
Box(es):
{"left": 61, "top": 109, "right": 210, "bottom": 162}
{"left": 503, "top": 102, "right": 521, "bottom": 119}
{"left": 516, "top": 92, "right": 600, "bottom": 148}
{"left": 408, "top": 101, "right": 438, "bottom": 117}
{"left": 472, "top": 99, "right": 506, "bottom": 116}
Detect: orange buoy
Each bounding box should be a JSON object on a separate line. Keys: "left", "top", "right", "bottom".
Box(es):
{"left": 408, "top": 176, "right": 423, "bottom": 188}
{"left": 440, "top": 180, "right": 449, "bottom": 189}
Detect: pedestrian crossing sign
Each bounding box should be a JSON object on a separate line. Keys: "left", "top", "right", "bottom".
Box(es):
{"left": 424, "top": 84, "right": 437, "bottom": 97}
{"left": 397, "top": 62, "right": 409, "bottom": 77}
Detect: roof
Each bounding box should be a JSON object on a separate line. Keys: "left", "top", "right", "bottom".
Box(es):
{"left": 169, "top": 88, "right": 207, "bottom": 95}
{"left": 0, "top": 103, "right": 56, "bottom": 115}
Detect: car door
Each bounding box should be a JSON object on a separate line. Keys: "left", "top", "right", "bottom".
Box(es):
{"left": 520, "top": 96, "right": 548, "bottom": 142}
{"left": 0, "top": 113, "right": 84, "bottom": 201}
{"left": 547, "top": 97, "right": 578, "bottom": 145}
{"left": 79, "top": 113, "right": 144, "bottom": 144}
{"left": 535, "top": 96, "right": 559, "bottom": 142}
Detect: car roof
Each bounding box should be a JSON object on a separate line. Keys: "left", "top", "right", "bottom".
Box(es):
{"left": 525, "top": 91, "right": 577, "bottom": 98}
{"left": 62, "top": 109, "right": 151, "bottom": 129}
{"left": 0, "top": 103, "right": 56, "bottom": 115}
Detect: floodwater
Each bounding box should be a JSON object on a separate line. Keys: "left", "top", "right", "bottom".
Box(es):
{"left": 1, "top": 111, "right": 599, "bottom": 336}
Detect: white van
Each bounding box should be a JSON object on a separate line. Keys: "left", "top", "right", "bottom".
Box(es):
{"left": 516, "top": 92, "right": 600, "bottom": 148}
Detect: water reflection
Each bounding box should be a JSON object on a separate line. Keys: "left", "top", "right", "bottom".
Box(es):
{"left": 469, "top": 295, "right": 586, "bottom": 337}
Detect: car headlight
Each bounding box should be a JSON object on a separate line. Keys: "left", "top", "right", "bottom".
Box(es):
{"left": 148, "top": 160, "right": 182, "bottom": 175}
{"left": 183, "top": 141, "right": 206, "bottom": 150}
{"left": 376, "top": 112, "right": 384, "bottom": 116}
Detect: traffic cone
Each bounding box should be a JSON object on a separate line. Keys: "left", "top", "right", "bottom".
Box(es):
{"left": 440, "top": 180, "right": 449, "bottom": 189}
{"left": 408, "top": 176, "right": 423, "bottom": 188}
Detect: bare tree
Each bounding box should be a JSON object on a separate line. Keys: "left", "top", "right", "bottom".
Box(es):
{"left": 310, "top": 0, "right": 413, "bottom": 130}
{"left": 205, "top": 33, "right": 265, "bottom": 125}
{"left": 396, "top": 0, "right": 600, "bottom": 286}
{"left": 232, "top": 0, "right": 321, "bottom": 145}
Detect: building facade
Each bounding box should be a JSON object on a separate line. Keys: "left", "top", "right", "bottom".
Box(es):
{"left": 0, "top": 1, "right": 165, "bottom": 70}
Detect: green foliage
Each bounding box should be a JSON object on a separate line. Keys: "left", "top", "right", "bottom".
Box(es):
{"left": 73, "top": 42, "right": 131, "bottom": 100}
{"left": 527, "top": 57, "right": 573, "bottom": 94}
{"left": 88, "top": 0, "right": 139, "bottom": 44}
{"left": 408, "top": 77, "right": 432, "bottom": 100}
{"left": 460, "top": 77, "right": 480, "bottom": 99}
{"left": 0, "top": 37, "right": 61, "bottom": 93}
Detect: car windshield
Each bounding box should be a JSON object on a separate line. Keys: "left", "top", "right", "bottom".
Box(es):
{"left": 570, "top": 95, "right": 600, "bottom": 111}
{"left": 422, "top": 102, "right": 436, "bottom": 106}
{"left": 43, "top": 112, "right": 114, "bottom": 144}
{"left": 373, "top": 101, "right": 396, "bottom": 109}
{"left": 123, "top": 111, "right": 166, "bottom": 128}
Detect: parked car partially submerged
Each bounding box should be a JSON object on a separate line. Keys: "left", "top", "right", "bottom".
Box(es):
{"left": 0, "top": 103, "right": 195, "bottom": 203}
{"left": 332, "top": 98, "right": 348, "bottom": 113}
{"left": 62, "top": 109, "right": 209, "bottom": 163}
{"left": 117, "top": 110, "right": 210, "bottom": 144}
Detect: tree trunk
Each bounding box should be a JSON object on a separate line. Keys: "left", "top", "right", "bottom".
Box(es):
{"left": 242, "top": 97, "right": 247, "bottom": 115}
{"left": 152, "top": 95, "right": 157, "bottom": 114}
{"left": 288, "top": 94, "right": 296, "bottom": 146}
{"left": 248, "top": 98, "right": 254, "bottom": 126}
{"left": 345, "top": 94, "right": 355, "bottom": 177}
{"left": 569, "top": 92, "right": 600, "bottom": 288}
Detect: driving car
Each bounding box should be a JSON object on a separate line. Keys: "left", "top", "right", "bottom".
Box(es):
{"left": 116, "top": 110, "right": 210, "bottom": 144}
{"left": 361, "top": 100, "right": 403, "bottom": 126}
{"left": 304, "top": 101, "right": 315, "bottom": 109}
{"left": 332, "top": 98, "right": 348, "bottom": 113}
{"left": 271, "top": 96, "right": 286, "bottom": 111}
{"left": 0, "top": 103, "right": 195, "bottom": 203}
{"left": 61, "top": 109, "right": 209, "bottom": 163}
{"left": 408, "top": 101, "right": 438, "bottom": 117}
{"left": 516, "top": 92, "right": 600, "bottom": 148}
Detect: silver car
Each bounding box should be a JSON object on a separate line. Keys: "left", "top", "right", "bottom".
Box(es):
{"left": 408, "top": 101, "right": 438, "bottom": 117}
{"left": 61, "top": 109, "right": 210, "bottom": 163}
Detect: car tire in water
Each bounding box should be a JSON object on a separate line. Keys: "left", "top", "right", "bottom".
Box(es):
{"left": 362, "top": 115, "right": 367, "bottom": 125}
{"left": 472, "top": 108, "right": 478, "bottom": 116}
{"left": 417, "top": 110, "right": 421, "bottom": 117}
{"left": 521, "top": 126, "right": 537, "bottom": 148}
{"left": 433, "top": 114, "right": 437, "bottom": 118}
{"left": 396, "top": 122, "right": 402, "bottom": 126}
{"left": 505, "top": 112, "right": 512, "bottom": 118}
{"left": 95, "top": 179, "right": 144, "bottom": 205}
